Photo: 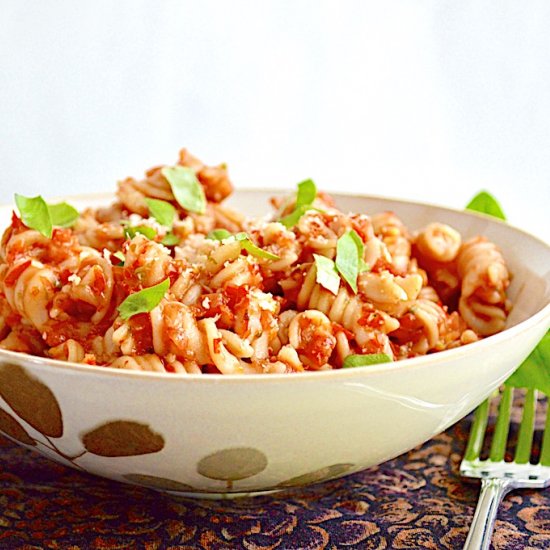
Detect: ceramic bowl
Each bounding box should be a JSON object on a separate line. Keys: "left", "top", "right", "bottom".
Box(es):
{"left": 0, "top": 190, "right": 549, "bottom": 498}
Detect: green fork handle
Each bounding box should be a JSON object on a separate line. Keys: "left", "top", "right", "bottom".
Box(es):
{"left": 463, "top": 478, "right": 512, "bottom": 550}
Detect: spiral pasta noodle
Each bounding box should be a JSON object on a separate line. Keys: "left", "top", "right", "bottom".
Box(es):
{"left": 413, "top": 222, "right": 462, "bottom": 307}
{"left": 293, "top": 263, "right": 398, "bottom": 358}
{"left": 371, "top": 212, "right": 411, "bottom": 274}
{"left": 0, "top": 148, "right": 512, "bottom": 373}
{"left": 456, "top": 237, "right": 511, "bottom": 336}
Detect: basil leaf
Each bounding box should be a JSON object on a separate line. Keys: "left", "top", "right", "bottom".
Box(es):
{"left": 112, "top": 251, "right": 125, "bottom": 266}
{"left": 145, "top": 198, "right": 176, "bottom": 229}
{"left": 233, "top": 232, "right": 279, "bottom": 260}
{"left": 14, "top": 195, "right": 80, "bottom": 237}
{"left": 313, "top": 254, "right": 340, "bottom": 295}
{"left": 14, "top": 194, "right": 52, "bottom": 238}
{"left": 161, "top": 232, "right": 180, "bottom": 246}
{"left": 206, "top": 230, "right": 279, "bottom": 260}
{"left": 161, "top": 166, "right": 206, "bottom": 214}
{"left": 118, "top": 278, "right": 170, "bottom": 320}
{"left": 349, "top": 229, "right": 370, "bottom": 272}
{"left": 206, "top": 229, "right": 232, "bottom": 241}
{"left": 295, "top": 179, "right": 317, "bottom": 209}
{"left": 280, "top": 179, "right": 317, "bottom": 228}
{"left": 124, "top": 225, "right": 157, "bottom": 240}
{"left": 505, "top": 331, "right": 550, "bottom": 395}
{"left": 280, "top": 207, "right": 307, "bottom": 229}
{"left": 335, "top": 231, "right": 361, "bottom": 293}
{"left": 239, "top": 238, "right": 280, "bottom": 260}
{"left": 48, "top": 202, "right": 79, "bottom": 228}
{"left": 465, "top": 191, "right": 506, "bottom": 221}
{"left": 342, "top": 353, "right": 393, "bottom": 368}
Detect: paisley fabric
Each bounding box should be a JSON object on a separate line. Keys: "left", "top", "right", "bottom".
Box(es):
{"left": 0, "top": 414, "right": 548, "bottom": 549}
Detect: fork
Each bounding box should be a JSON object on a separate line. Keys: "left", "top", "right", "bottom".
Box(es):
{"left": 460, "top": 387, "right": 550, "bottom": 550}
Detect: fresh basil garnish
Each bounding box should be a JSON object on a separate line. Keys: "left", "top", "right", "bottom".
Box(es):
{"left": 124, "top": 225, "right": 157, "bottom": 240}
{"left": 206, "top": 229, "right": 232, "bottom": 241}
{"left": 145, "top": 198, "right": 176, "bottom": 229}
{"left": 505, "top": 331, "right": 550, "bottom": 395}
{"left": 342, "top": 353, "right": 393, "bottom": 368}
{"left": 280, "top": 179, "right": 317, "bottom": 228}
{"left": 313, "top": 254, "right": 340, "bottom": 295}
{"left": 48, "top": 202, "right": 79, "bottom": 228}
{"left": 14, "top": 194, "right": 53, "bottom": 238}
{"left": 234, "top": 232, "right": 280, "bottom": 260}
{"left": 207, "top": 230, "right": 279, "bottom": 260}
{"left": 117, "top": 278, "right": 170, "bottom": 320}
{"left": 312, "top": 230, "right": 368, "bottom": 294}
{"left": 161, "top": 166, "right": 206, "bottom": 215}
{"left": 466, "top": 191, "right": 506, "bottom": 220}
{"left": 349, "top": 229, "right": 370, "bottom": 273}
{"left": 161, "top": 232, "right": 180, "bottom": 246}
{"left": 295, "top": 178, "right": 316, "bottom": 207}
{"left": 335, "top": 230, "right": 368, "bottom": 293}
{"left": 15, "top": 194, "right": 80, "bottom": 238}
{"left": 112, "top": 251, "right": 125, "bottom": 266}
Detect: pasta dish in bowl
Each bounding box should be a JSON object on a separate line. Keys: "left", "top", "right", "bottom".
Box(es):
{"left": 0, "top": 149, "right": 513, "bottom": 371}
{"left": 0, "top": 149, "right": 548, "bottom": 496}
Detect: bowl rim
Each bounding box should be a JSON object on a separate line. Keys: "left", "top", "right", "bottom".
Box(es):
{"left": 0, "top": 189, "right": 549, "bottom": 383}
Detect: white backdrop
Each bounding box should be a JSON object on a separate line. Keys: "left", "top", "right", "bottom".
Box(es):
{"left": 1, "top": 1, "right": 549, "bottom": 241}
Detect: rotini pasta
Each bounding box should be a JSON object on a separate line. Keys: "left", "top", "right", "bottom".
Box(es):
{"left": 0, "top": 149, "right": 512, "bottom": 373}
{"left": 456, "top": 236, "right": 511, "bottom": 336}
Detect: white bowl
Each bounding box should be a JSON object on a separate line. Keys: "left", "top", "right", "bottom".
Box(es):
{"left": 0, "top": 190, "right": 549, "bottom": 498}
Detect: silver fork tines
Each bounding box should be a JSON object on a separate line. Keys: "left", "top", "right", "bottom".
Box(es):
{"left": 460, "top": 387, "right": 550, "bottom": 550}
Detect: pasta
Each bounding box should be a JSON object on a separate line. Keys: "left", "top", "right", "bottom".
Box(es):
{"left": 0, "top": 149, "right": 511, "bottom": 374}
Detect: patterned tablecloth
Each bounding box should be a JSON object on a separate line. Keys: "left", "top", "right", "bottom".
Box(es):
{"left": 0, "top": 415, "right": 548, "bottom": 550}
